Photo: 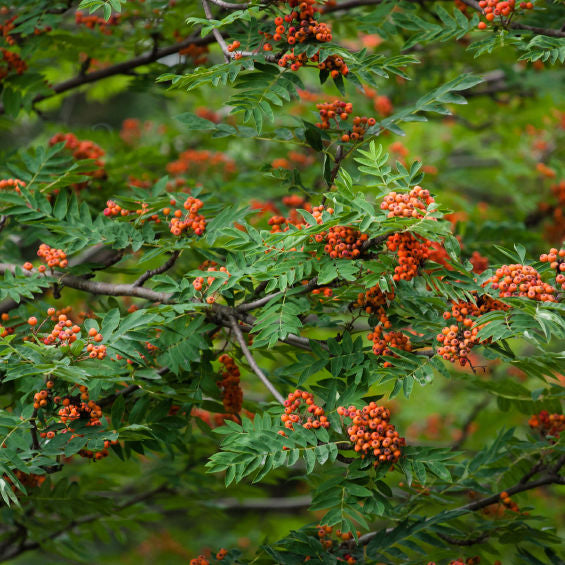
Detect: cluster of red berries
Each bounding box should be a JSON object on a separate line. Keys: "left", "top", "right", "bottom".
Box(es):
{"left": 469, "top": 250, "right": 489, "bottom": 274}
{"left": 49, "top": 133, "right": 106, "bottom": 186}
{"left": 529, "top": 410, "right": 565, "bottom": 440}
{"left": 33, "top": 386, "right": 52, "bottom": 410}
{"left": 36, "top": 243, "right": 68, "bottom": 269}
{"left": 75, "top": 11, "right": 120, "bottom": 34}
{"left": 269, "top": 2, "right": 331, "bottom": 47}
{"left": 0, "top": 48, "right": 27, "bottom": 79}
{"left": 436, "top": 295, "right": 508, "bottom": 365}
{"left": 0, "top": 14, "right": 16, "bottom": 45}
{"left": 499, "top": 491, "right": 520, "bottom": 512}
{"left": 540, "top": 248, "right": 565, "bottom": 290}
{"left": 217, "top": 354, "right": 243, "bottom": 414}
{"left": 0, "top": 178, "right": 25, "bottom": 193}
{"left": 271, "top": 152, "right": 316, "bottom": 170}
{"left": 353, "top": 285, "right": 394, "bottom": 325}
{"left": 485, "top": 264, "right": 556, "bottom": 301}
{"left": 477, "top": 0, "right": 533, "bottom": 29}
{"left": 280, "top": 389, "right": 330, "bottom": 431}
{"left": 178, "top": 42, "right": 209, "bottom": 64}
{"left": 168, "top": 196, "right": 206, "bottom": 236}
{"left": 337, "top": 402, "right": 405, "bottom": 465}
{"left": 311, "top": 287, "right": 334, "bottom": 301}
{"left": 166, "top": 149, "right": 236, "bottom": 177}
{"left": 322, "top": 226, "right": 368, "bottom": 259}
{"left": 4, "top": 470, "right": 45, "bottom": 493}
{"left": 193, "top": 261, "right": 230, "bottom": 304}
{"left": 368, "top": 326, "right": 412, "bottom": 366}
{"left": 386, "top": 232, "right": 431, "bottom": 282}
{"left": 269, "top": 204, "right": 329, "bottom": 233}
{"left": 380, "top": 186, "right": 435, "bottom": 219}
{"left": 316, "top": 525, "right": 359, "bottom": 561}
{"left": 314, "top": 100, "right": 375, "bottom": 142}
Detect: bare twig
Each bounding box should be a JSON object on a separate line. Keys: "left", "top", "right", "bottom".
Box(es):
{"left": 437, "top": 532, "right": 489, "bottom": 546}
{"left": 133, "top": 251, "right": 180, "bottom": 287}
{"left": 228, "top": 316, "right": 285, "bottom": 404}
{"left": 451, "top": 397, "right": 490, "bottom": 450}
{"left": 202, "top": 0, "right": 233, "bottom": 63}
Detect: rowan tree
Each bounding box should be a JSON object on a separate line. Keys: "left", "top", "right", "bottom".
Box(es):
{"left": 0, "top": 0, "right": 564, "bottom": 563}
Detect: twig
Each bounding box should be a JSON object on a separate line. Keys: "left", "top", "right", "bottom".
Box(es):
{"left": 202, "top": 0, "right": 233, "bottom": 63}
{"left": 437, "top": 532, "right": 489, "bottom": 546}
{"left": 451, "top": 397, "right": 490, "bottom": 450}
{"left": 228, "top": 316, "right": 285, "bottom": 404}
{"left": 213, "top": 495, "right": 311, "bottom": 509}
{"left": 237, "top": 277, "right": 319, "bottom": 312}
{"left": 29, "top": 409, "right": 39, "bottom": 451}
{"left": 133, "top": 251, "right": 180, "bottom": 287}
{"left": 207, "top": 0, "right": 251, "bottom": 9}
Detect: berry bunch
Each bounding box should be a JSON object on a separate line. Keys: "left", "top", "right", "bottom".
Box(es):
{"left": 5, "top": 470, "right": 45, "bottom": 493}
{"left": 380, "top": 186, "right": 435, "bottom": 219}
{"left": 217, "top": 354, "right": 243, "bottom": 414}
{"left": 166, "top": 149, "right": 236, "bottom": 177}
{"left": 37, "top": 243, "right": 68, "bottom": 269}
{"left": 386, "top": 232, "right": 431, "bottom": 281}
{"left": 316, "top": 525, "right": 360, "bottom": 557}
{"left": 469, "top": 250, "right": 489, "bottom": 274}
{"left": 529, "top": 410, "right": 565, "bottom": 440}
{"left": 485, "top": 264, "right": 556, "bottom": 301}
{"left": 337, "top": 402, "right": 405, "bottom": 465}
{"left": 0, "top": 178, "right": 25, "bottom": 193}
{"left": 49, "top": 133, "right": 106, "bottom": 186}
{"left": 189, "top": 556, "right": 210, "bottom": 565}
{"left": 428, "top": 559, "right": 481, "bottom": 565}
{"left": 353, "top": 285, "right": 394, "bottom": 326}
{"left": 323, "top": 226, "right": 368, "bottom": 259}
{"left": 193, "top": 261, "right": 230, "bottom": 303}
{"left": 374, "top": 94, "right": 393, "bottom": 117}
{"left": 367, "top": 326, "right": 412, "bottom": 366}
{"left": 499, "top": 491, "right": 520, "bottom": 512}
{"left": 0, "top": 48, "right": 27, "bottom": 79}
{"left": 311, "top": 287, "right": 334, "bottom": 301}
{"left": 168, "top": 196, "right": 206, "bottom": 236}
{"left": 314, "top": 100, "right": 375, "bottom": 142}
{"left": 539, "top": 248, "right": 565, "bottom": 290}
{"left": 477, "top": 0, "right": 533, "bottom": 29}
{"left": 269, "top": 204, "right": 329, "bottom": 233}
{"left": 280, "top": 389, "right": 330, "bottom": 431}
{"left": 436, "top": 295, "right": 508, "bottom": 365}
{"left": 75, "top": 11, "right": 120, "bottom": 34}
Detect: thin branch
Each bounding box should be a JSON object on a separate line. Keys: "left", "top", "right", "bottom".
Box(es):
{"left": 437, "top": 532, "right": 489, "bottom": 546}
{"left": 228, "top": 315, "right": 285, "bottom": 404}
{"left": 237, "top": 277, "right": 319, "bottom": 312}
{"left": 207, "top": 0, "right": 251, "bottom": 9}
{"left": 133, "top": 251, "right": 180, "bottom": 287}
{"left": 0, "top": 34, "right": 216, "bottom": 115}
{"left": 451, "top": 397, "right": 490, "bottom": 450}
{"left": 213, "top": 495, "right": 311, "bottom": 509}
{"left": 29, "top": 409, "right": 40, "bottom": 451}
{"left": 202, "top": 0, "right": 233, "bottom": 63}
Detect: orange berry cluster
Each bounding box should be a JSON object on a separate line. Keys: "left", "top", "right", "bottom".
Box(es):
{"left": 166, "top": 149, "right": 236, "bottom": 177}
{"left": 322, "top": 226, "right": 368, "bottom": 259}
{"left": 168, "top": 196, "right": 206, "bottom": 236}
{"left": 37, "top": 243, "right": 68, "bottom": 269}
{"left": 280, "top": 389, "right": 330, "bottom": 431}
{"left": 436, "top": 296, "right": 508, "bottom": 365}
{"left": 353, "top": 285, "right": 394, "bottom": 326}
{"left": 75, "top": 11, "right": 120, "bottom": 34}
{"left": 540, "top": 248, "right": 565, "bottom": 290}
{"left": 485, "top": 264, "right": 556, "bottom": 301}
{"left": 499, "top": 491, "right": 520, "bottom": 512}
{"left": 217, "top": 354, "right": 243, "bottom": 414}
{"left": 189, "top": 556, "right": 210, "bottom": 565}
{"left": 33, "top": 388, "right": 51, "bottom": 410}
{"left": 316, "top": 525, "right": 360, "bottom": 561}
{"left": 469, "top": 250, "right": 489, "bottom": 274}
{"left": 529, "top": 410, "right": 565, "bottom": 440}
{"left": 337, "top": 402, "right": 405, "bottom": 465}
{"left": 193, "top": 261, "right": 230, "bottom": 303}
{"left": 41, "top": 311, "right": 80, "bottom": 346}
{"left": 368, "top": 326, "right": 412, "bottom": 367}
{"left": 380, "top": 186, "right": 434, "bottom": 219}
{"left": 314, "top": 100, "right": 376, "bottom": 142}
{"left": 49, "top": 133, "right": 106, "bottom": 186}
{"left": 269, "top": 204, "right": 329, "bottom": 233}
{"left": 0, "top": 15, "right": 16, "bottom": 45}
{"left": 311, "top": 287, "right": 333, "bottom": 300}
{"left": 386, "top": 232, "right": 431, "bottom": 281}
{"left": 0, "top": 178, "right": 25, "bottom": 193}
{"left": 477, "top": 0, "right": 533, "bottom": 29}
{"left": 5, "top": 470, "right": 45, "bottom": 493}
{"left": 0, "top": 48, "right": 27, "bottom": 79}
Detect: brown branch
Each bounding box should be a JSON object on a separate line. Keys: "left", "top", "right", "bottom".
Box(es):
{"left": 0, "top": 485, "right": 169, "bottom": 563}
{"left": 133, "top": 251, "right": 180, "bottom": 287}
{"left": 451, "top": 397, "right": 490, "bottom": 450}
{"left": 0, "top": 34, "right": 217, "bottom": 115}
{"left": 228, "top": 315, "right": 285, "bottom": 404}
{"left": 202, "top": 0, "right": 233, "bottom": 63}
{"left": 29, "top": 409, "right": 40, "bottom": 451}
{"left": 437, "top": 531, "right": 489, "bottom": 546}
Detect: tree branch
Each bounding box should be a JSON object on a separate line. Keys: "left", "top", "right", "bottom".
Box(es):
{"left": 0, "top": 34, "right": 217, "bottom": 115}
{"left": 228, "top": 315, "right": 285, "bottom": 404}
{"left": 133, "top": 251, "right": 180, "bottom": 287}
{"left": 451, "top": 397, "right": 490, "bottom": 450}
